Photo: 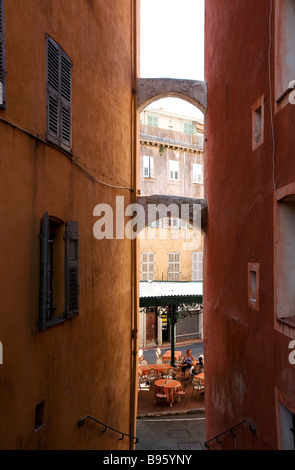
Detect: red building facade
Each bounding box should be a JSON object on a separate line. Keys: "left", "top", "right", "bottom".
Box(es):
{"left": 204, "top": 0, "right": 295, "bottom": 449}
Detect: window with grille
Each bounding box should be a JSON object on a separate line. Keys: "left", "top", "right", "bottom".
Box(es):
{"left": 192, "top": 252, "right": 203, "bottom": 281}
{"left": 0, "top": 0, "right": 6, "bottom": 108}
{"left": 169, "top": 160, "right": 179, "bottom": 181}
{"left": 141, "top": 252, "right": 154, "bottom": 281}
{"left": 168, "top": 253, "right": 180, "bottom": 281}
{"left": 143, "top": 156, "right": 154, "bottom": 178}
{"left": 39, "top": 213, "right": 79, "bottom": 331}
{"left": 46, "top": 34, "right": 72, "bottom": 151}
{"left": 193, "top": 163, "right": 203, "bottom": 184}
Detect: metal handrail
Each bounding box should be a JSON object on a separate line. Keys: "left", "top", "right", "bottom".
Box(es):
{"left": 204, "top": 419, "right": 256, "bottom": 449}
{"left": 78, "top": 415, "right": 139, "bottom": 444}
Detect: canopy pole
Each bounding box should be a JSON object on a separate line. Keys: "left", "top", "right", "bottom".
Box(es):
{"left": 170, "top": 305, "right": 177, "bottom": 367}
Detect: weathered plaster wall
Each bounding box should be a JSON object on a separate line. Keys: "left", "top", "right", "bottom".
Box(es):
{"left": 0, "top": 0, "right": 137, "bottom": 450}
{"left": 204, "top": 0, "right": 295, "bottom": 450}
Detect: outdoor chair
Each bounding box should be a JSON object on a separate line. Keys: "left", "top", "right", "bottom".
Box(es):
{"left": 175, "top": 389, "right": 187, "bottom": 405}
{"left": 192, "top": 376, "right": 205, "bottom": 398}
{"left": 147, "top": 368, "right": 157, "bottom": 389}
{"left": 155, "top": 347, "right": 162, "bottom": 359}
{"left": 162, "top": 367, "right": 175, "bottom": 379}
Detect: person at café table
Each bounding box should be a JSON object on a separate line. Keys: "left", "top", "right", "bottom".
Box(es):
{"left": 180, "top": 349, "right": 196, "bottom": 379}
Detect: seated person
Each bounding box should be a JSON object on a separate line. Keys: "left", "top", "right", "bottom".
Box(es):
{"left": 191, "top": 354, "right": 204, "bottom": 376}
{"left": 180, "top": 349, "right": 196, "bottom": 378}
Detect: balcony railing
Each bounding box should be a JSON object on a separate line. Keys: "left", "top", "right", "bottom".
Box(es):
{"left": 140, "top": 124, "right": 203, "bottom": 150}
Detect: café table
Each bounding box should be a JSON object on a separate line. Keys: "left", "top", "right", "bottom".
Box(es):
{"left": 138, "top": 363, "right": 173, "bottom": 377}
{"left": 195, "top": 372, "right": 204, "bottom": 385}
{"left": 154, "top": 378, "right": 182, "bottom": 406}
{"left": 162, "top": 350, "right": 183, "bottom": 364}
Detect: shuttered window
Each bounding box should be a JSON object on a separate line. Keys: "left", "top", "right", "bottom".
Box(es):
{"left": 143, "top": 156, "right": 154, "bottom": 178}
{"left": 168, "top": 253, "right": 180, "bottom": 281}
{"left": 39, "top": 213, "right": 79, "bottom": 331}
{"left": 193, "top": 163, "right": 203, "bottom": 184}
{"left": 169, "top": 160, "right": 179, "bottom": 181}
{"left": 65, "top": 221, "right": 79, "bottom": 318}
{"left": 0, "top": 0, "right": 6, "bottom": 108}
{"left": 46, "top": 35, "right": 72, "bottom": 151}
{"left": 141, "top": 252, "right": 154, "bottom": 281}
{"left": 192, "top": 252, "right": 203, "bottom": 281}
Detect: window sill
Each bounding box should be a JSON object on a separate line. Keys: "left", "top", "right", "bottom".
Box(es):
{"left": 276, "top": 88, "right": 292, "bottom": 104}
{"left": 277, "top": 316, "right": 295, "bottom": 329}
{"left": 275, "top": 87, "right": 294, "bottom": 113}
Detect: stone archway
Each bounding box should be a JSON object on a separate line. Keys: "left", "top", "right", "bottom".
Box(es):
{"left": 136, "top": 194, "right": 208, "bottom": 234}
{"left": 137, "top": 78, "right": 207, "bottom": 114}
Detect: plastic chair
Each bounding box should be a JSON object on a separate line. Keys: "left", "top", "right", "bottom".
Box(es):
{"left": 155, "top": 347, "right": 162, "bottom": 359}
{"left": 138, "top": 349, "right": 145, "bottom": 364}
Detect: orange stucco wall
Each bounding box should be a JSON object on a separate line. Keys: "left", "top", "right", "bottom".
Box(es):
{"left": 0, "top": 0, "right": 139, "bottom": 449}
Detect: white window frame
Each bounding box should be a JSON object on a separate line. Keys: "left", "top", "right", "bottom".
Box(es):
{"left": 169, "top": 160, "right": 179, "bottom": 181}
{"left": 142, "top": 156, "right": 154, "bottom": 178}
{"left": 193, "top": 163, "right": 203, "bottom": 184}
{"left": 192, "top": 252, "right": 203, "bottom": 281}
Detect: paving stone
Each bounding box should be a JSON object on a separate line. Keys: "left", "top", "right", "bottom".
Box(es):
{"left": 169, "top": 429, "right": 190, "bottom": 439}
{"left": 178, "top": 442, "right": 203, "bottom": 450}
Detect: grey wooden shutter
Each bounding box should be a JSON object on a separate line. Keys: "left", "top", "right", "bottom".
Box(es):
{"left": 46, "top": 35, "right": 72, "bottom": 151}
{"left": 60, "top": 52, "right": 72, "bottom": 149}
{"left": 0, "top": 0, "right": 6, "bottom": 107}
{"left": 65, "top": 221, "right": 79, "bottom": 318}
{"left": 39, "top": 212, "right": 50, "bottom": 331}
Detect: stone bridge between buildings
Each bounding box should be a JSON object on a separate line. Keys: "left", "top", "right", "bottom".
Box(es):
{"left": 136, "top": 77, "right": 207, "bottom": 114}
{"left": 136, "top": 78, "right": 208, "bottom": 234}
{"left": 136, "top": 195, "right": 208, "bottom": 234}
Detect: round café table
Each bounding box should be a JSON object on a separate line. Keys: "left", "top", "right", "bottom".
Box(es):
{"left": 154, "top": 379, "right": 182, "bottom": 406}
{"left": 195, "top": 372, "right": 204, "bottom": 385}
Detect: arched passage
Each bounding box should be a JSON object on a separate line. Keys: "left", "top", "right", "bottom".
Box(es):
{"left": 136, "top": 194, "right": 207, "bottom": 234}
{"left": 137, "top": 78, "right": 207, "bottom": 115}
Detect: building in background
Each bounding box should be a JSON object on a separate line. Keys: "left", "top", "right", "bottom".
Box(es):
{"left": 138, "top": 107, "right": 204, "bottom": 347}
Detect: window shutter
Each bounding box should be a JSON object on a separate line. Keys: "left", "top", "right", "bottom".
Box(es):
{"left": 149, "top": 157, "right": 154, "bottom": 178}
{"left": 47, "top": 36, "right": 60, "bottom": 145}
{"left": 0, "top": 0, "right": 6, "bottom": 107}
{"left": 65, "top": 221, "right": 79, "bottom": 318}
{"left": 60, "top": 52, "right": 72, "bottom": 149}
{"left": 39, "top": 212, "right": 50, "bottom": 331}
{"left": 46, "top": 35, "right": 72, "bottom": 151}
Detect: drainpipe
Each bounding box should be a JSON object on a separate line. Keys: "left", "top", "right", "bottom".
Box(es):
{"left": 130, "top": 0, "right": 139, "bottom": 451}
